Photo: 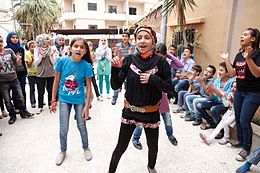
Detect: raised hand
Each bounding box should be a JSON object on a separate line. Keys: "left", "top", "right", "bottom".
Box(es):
{"left": 111, "top": 56, "right": 124, "bottom": 68}
{"left": 16, "top": 53, "right": 22, "bottom": 65}
{"left": 195, "top": 76, "right": 203, "bottom": 83}
{"left": 112, "top": 47, "right": 119, "bottom": 56}
{"left": 220, "top": 52, "right": 229, "bottom": 61}
{"left": 244, "top": 46, "right": 253, "bottom": 59}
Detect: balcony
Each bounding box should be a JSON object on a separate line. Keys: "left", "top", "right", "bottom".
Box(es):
{"left": 128, "top": 14, "right": 143, "bottom": 21}
{"left": 60, "top": 9, "right": 76, "bottom": 22}
{"left": 103, "top": 11, "right": 127, "bottom": 21}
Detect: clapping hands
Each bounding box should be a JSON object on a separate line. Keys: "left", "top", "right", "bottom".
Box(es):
{"left": 220, "top": 52, "right": 229, "bottom": 61}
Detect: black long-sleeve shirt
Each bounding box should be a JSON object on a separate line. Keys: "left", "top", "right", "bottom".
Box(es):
{"left": 111, "top": 53, "right": 172, "bottom": 123}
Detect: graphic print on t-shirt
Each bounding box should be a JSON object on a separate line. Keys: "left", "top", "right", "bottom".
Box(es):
{"left": 63, "top": 74, "right": 80, "bottom": 95}
{"left": 236, "top": 61, "right": 246, "bottom": 79}
{"left": 0, "top": 54, "right": 15, "bottom": 74}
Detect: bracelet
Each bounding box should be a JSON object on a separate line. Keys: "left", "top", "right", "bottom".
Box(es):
{"left": 50, "top": 100, "right": 57, "bottom": 104}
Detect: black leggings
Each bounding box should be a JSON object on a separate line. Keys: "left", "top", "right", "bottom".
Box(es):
{"left": 0, "top": 94, "right": 4, "bottom": 111}
{"left": 109, "top": 123, "right": 159, "bottom": 173}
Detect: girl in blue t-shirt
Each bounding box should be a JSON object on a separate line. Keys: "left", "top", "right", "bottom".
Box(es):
{"left": 50, "top": 37, "right": 93, "bottom": 166}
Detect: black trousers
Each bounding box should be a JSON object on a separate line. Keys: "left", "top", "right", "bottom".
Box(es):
{"left": 109, "top": 123, "right": 159, "bottom": 173}
{"left": 36, "top": 77, "right": 54, "bottom": 108}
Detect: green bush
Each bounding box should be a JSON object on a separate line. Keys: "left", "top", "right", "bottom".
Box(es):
{"left": 252, "top": 117, "right": 260, "bottom": 126}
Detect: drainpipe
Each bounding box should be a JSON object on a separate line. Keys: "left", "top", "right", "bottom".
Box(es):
{"left": 126, "top": 0, "right": 129, "bottom": 29}
{"left": 225, "top": 0, "right": 237, "bottom": 52}
{"left": 160, "top": 0, "right": 167, "bottom": 43}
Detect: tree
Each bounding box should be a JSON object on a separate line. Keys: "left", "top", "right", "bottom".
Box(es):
{"left": 163, "top": 0, "right": 197, "bottom": 47}
{"left": 13, "top": 0, "right": 59, "bottom": 40}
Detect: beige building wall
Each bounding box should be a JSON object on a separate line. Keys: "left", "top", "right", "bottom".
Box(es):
{"left": 166, "top": 0, "right": 260, "bottom": 70}
{"left": 75, "top": 19, "right": 105, "bottom": 29}
{"left": 129, "top": 2, "right": 144, "bottom": 15}
{"left": 106, "top": 0, "right": 125, "bottom": 13}
{"left": 105, "top": 21, "right": 124, "bottom": 28}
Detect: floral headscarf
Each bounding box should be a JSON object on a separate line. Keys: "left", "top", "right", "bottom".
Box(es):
{"left": 5, "top": 32, "right": 21, "bottom": 53}
{"left": 36, "top": 34, "right": 50, "bottom": 57}
{"left": 134, "top": 26, "right": 157, "bottom": 59}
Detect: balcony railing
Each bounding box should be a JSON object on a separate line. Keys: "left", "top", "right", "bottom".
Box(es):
{"left": 104, "top": 11, "right": 126, "bottom": 14}
{"left": 63, "top": 9, "right": 74, "bottom": 13}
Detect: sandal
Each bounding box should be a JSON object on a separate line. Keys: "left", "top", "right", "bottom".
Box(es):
{"left": 200, "top": 123, "right": 215, "bottom": 130}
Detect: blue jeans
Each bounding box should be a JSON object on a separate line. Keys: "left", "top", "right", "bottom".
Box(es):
{"left": 234, "top": 89, "right": 260, "bottom": 151}
{"left": 112, "top": 89, "right": 119, "bottom": 101}
{"left": 132, "top": 112, "right": 174, "bottom": 141}
{"left": 0, "top": 78, "right": 26, "bottom": 118}
{"left": 161, "top": 112, "right": 173, "bottom": 137}
{"left": 59, "top": 102, "right": 89, "bottom": 152}
{"left": 186, "top": 94, "right": 202, "bottom": 117}
{"left": 178, "top": 91, "right": 194, "bottom": 111}
{"left": 175, "top": 79, "right": 189, "bottom": 93}
{"left": 27, "top": 76, "right": 37, "bottom": 105}
{"left": 247, "top": 147, "right": 260, "bottom": 165}
{"left": 132, "top": 125, "right": 143, "bottom": 141}
{"left": 210, "top": 104, "right": 227, "bottom": 124}
{"left": 195, "top": 99, "right": 224, "bottom": 126}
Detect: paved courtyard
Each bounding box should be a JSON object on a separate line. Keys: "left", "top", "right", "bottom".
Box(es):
{"left": 0, "top": 85, "right": 260, "bottom": 173}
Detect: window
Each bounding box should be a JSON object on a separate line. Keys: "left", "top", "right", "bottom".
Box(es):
{"left": 73, "top": 4, "right": 75, "bottom": 12}
{"left": 88, "top": 25, "right": 97, "bottom": 29}
{"left": 129, "top": 7, "right": 137, "bottom": 15}
{"left": 172, "top": 28, "right": 195, "bottom": 56}
{"left": 108, "top": 26, "right": 117, "bottom": 29}
{"left": 88, "top": 3, "right": 97, "bottom": 11}
{"left": 108, "top": 5, "right": 117, "bottom": 14}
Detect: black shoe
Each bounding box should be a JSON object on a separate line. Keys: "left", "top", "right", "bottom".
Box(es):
{"left": 147, "top": 166, "right": 158, "bottom": 173}
{"left": 168, "top": 135, "right": 178, "bottom": 146}
{"left": 8, "top": 117, "right": 17, "bottom": 125}
{"left": 86, "top": 116, "right": 92, "bottom": 121}
{"left": 132, "top": 140, "right": 142, "bottom": 150}
{"left": 111, "top": 99, "right": 116, "bottom": 105}
{"left": 192, "top": 118, "right": 202, "bottom": 126}
{"left": 215, "top": 129, "right": 224, "bottom": 139}
{"left": 0, "top": 132, "right": 2, "bottom": 136}
{"left": 20, "top": 111, "right": 34, "bottom": 118}
{"left": 185, "top": 116, "right": 196, "bottom": 121}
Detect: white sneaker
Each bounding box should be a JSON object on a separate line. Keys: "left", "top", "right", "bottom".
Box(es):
{"left": 55, "top": 152, "right": 66, "bottom": 166}
{"left": 36, "top": 108, "right": 43, "bottom": 114}
{"left": 97, "top": 96, "right": 103, "bottom": 101}
{"left": 218, "top": 138, "right": 230, "bottom": 145}
{"left": 83, "top": 148, "right": 93, "bottom": 161}
{"left": 107, "top": 95, "right": 111, "bottom": 99}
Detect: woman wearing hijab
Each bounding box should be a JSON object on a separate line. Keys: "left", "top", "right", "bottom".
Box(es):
{"left": 52, "top": 34, "right": 69, "bottom": 59}
{"left": 34, "top": 34, "right": 56, "bottom": 114}
{"left": 5, "top": 32, "right": 27, "bottom": 105}
{"left": 95, "top": 37, "right": 112, "bottom": 99}
{"left": 108, "top": 26, "right": 172, "bottom": 173}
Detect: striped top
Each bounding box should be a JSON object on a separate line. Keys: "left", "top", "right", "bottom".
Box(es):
{"left": 116, "top": 42, "right": 135, "bottom": 58}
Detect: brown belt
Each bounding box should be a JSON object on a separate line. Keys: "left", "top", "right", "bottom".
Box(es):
{"left": 124, "top": 100, "right": 159, "bottom": 113}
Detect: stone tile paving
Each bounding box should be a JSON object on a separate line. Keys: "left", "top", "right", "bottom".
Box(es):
{"left": 0, "top": 87, "right": 260, "bottom": 173}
